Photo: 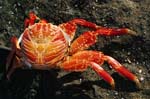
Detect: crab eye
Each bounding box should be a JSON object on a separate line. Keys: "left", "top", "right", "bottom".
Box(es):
{"left": 35, "top": 19, "right": 40, "bottom": 23}
{"left": 29, "top": 11, "right": 37, "bottom": 20}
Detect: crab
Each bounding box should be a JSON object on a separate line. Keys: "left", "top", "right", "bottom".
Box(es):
{"left": 6, "top": 12, "right": 140, "bottom": 89}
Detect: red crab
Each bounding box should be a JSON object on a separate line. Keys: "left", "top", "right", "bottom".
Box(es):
{"left": 6, "top": 12, "right": 140, "bottom": 89}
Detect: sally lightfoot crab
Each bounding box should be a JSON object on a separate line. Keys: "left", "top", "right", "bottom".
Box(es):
{"left": 6, "top": 12, "right": 140, "bottom": 89}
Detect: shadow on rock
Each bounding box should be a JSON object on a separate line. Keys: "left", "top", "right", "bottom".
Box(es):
{"left": 0, "top": 45, "right": 141, "bottom": 99}
{"left": 0, "top": 69, "right": 58, "bottom": 99}
{"left": 57, "top": 72, "right": 140, "bottom": 93}
{"left": 0, "top": 47, "right": 10, "bottom": 73}
{"left": 110, "top": 73, "right": 140, "bottom": 92}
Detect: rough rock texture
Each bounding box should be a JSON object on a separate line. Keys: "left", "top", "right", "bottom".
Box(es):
{"left": 0, "top": 0, "right": 150, "bottom": 99}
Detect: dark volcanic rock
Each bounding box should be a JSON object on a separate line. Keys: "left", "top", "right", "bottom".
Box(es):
{"left": 0, "top": 0, "right": 150, "bottom": 99}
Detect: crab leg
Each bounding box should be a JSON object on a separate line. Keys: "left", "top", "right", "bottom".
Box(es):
{"left": 70, "top": 27, "right": 136, "bottom": 54}
{"left": 59, "top": 18, "right": 98, "bottom": 41}
{"left": 61, "top": 59, "right": 115, "bottom": 89}
{"left": 69, "top": 18, "right": 98, "bottom": 29}
{"left": 103, "top": 56, "right": 140, "bottom": 88}
{"left": 60, "top": 51, "right": 140, "bottom": 88}
{"left": 61, "top": 51, "right": 114, "bottom": 88}
{"left": 6, "top": 56, "right": 21, "bottom": 79}
{"left": 95, "top": 27, "right": 136, "bottom": 36}
{"left": 70, "top": 31, "right": 97, "bottom": 54}
{"left": 6, "top": 37, "right": 19, "bottom": 69}
{"left": 59, "top": 18, "right": 137, "bottom": 54}
{"left": 6, "top": 36, "right": 22, "bottom": 79}
{"left": 69, "top": 19, "right": 136, "bottom": 35}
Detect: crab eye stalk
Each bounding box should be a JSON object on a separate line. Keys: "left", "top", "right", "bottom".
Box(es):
{"left": 24, "top": 11, "right": 40, "bottom": 28}
{"left": 29, "top": 12, "right": 37, "bottom": 20}
{"left": 24, "top": 11, "right": 48, "bottom": 28}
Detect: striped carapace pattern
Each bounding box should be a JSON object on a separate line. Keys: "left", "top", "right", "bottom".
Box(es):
{"left": 22, "top": 23, "right": 68, "bottom": 65}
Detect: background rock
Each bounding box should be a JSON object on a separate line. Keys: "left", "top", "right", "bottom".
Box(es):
{"left": 0, "top": 0, "right": 150, "bottom": 99}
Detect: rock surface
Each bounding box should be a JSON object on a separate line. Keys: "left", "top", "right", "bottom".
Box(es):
{"left": 0, "top": 0, "right": 150, "bottom": 99}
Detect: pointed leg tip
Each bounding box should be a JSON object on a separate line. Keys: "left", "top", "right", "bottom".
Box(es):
{"left": 134, "top": 78, "right": 141, "bottom": 89}
{"left": 127, "top": 29, "right": 137, "bottom": 36}
{"left": 110, "top": 80, "right": 115, "bottom": 90}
